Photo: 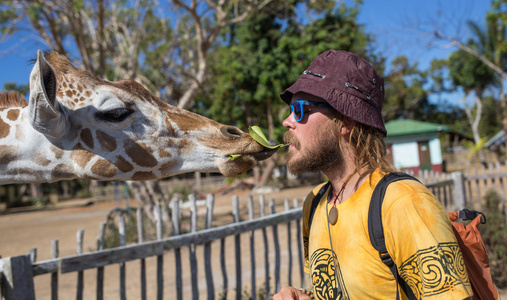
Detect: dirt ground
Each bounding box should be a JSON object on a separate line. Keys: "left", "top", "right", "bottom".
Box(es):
{"left": 0, "top": 185, "right": 314, "bottom": 299}
{"left": 1, "top": 185, "right": 506, "bottom": 299}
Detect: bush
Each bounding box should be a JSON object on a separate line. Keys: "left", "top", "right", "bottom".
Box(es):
{"left": 481, "top": 190, "right": 507, "bottom": 288}
{"left": 103, "top": 207, "right": 158, "bottom": 249}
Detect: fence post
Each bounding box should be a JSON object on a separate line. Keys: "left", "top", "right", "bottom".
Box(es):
{"left": 0, "top": 254, "right": 35, "bottom": 300}
{"left": 452, "top": 171, "right": 466, "bottom": 210}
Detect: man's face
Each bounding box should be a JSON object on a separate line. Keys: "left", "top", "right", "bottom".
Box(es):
{"left": 282, "top": 92, "right": 343, "bottom": 175}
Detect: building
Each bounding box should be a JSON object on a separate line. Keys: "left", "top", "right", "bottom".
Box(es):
{"left": 385, "top": 120, "right": 450, "bottom": 173}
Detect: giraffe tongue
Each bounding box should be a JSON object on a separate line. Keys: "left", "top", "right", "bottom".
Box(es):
{"left": 251, "top": 148, "right": 278, "bottom": 161}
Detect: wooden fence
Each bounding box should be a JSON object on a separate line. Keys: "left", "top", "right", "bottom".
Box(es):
{"left": 1, "top": 165, "right": 507, "bottom": 299}
{"left": 1, "top": 194, "right": 306, "bottom": 300}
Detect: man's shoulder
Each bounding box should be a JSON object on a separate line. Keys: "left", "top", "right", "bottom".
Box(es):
{"left": 303, "top": 182, "right": 328, "bottom": 207}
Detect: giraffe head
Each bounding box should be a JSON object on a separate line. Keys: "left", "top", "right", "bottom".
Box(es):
{"left": 23, "top": 50, "right": 266, "bottom": 181}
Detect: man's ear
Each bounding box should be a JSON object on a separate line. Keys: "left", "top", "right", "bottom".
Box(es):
{"left": 340, "top": 119, "right": 356, "bottom": 136}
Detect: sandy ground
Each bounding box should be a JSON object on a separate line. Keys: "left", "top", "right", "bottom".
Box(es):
{"left": 0, "top": 185, "right": 314, "bottom": 299}
{"left": 1, "top": 185, "right": 506, "bottom": 299}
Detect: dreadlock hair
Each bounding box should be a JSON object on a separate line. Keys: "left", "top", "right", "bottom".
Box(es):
{"left": 331, "top": 111, "right": 395, "bottom": 179}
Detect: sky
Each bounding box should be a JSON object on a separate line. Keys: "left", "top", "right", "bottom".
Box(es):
{"left": 0, "top": 0, "right": 493, "bottom": 96}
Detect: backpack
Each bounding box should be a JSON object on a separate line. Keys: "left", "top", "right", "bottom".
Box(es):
{"left": 308, "top": 172, "right": 499, "bottom": 300}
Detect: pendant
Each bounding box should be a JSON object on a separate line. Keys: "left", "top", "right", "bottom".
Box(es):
{"left": 328, "top": 206, "right": 338, "bottom": 225}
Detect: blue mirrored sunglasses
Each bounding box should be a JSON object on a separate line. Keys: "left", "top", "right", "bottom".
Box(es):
{"left": 290, "top": 100, "right": 334, "bottom": 122}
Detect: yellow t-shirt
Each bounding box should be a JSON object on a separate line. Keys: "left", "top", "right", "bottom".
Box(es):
{"left": 302, "top": 170, "right": 473, "bottom": 300}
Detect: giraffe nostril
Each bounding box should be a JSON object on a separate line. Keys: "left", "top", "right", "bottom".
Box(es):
{"left": 221, "top": 126, "right": 244, "bottom": 138}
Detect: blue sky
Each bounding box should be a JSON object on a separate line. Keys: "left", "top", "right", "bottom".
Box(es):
{"left": 0, "top": 0, "right": 492, "bottom": 96}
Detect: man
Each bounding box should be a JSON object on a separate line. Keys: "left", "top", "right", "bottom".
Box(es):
{"left": 273, "top": 50, "right": 472, "bottom": 299}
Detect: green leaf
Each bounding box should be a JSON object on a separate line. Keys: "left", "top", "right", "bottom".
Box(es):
{"left": 248, "top": 125, "right": 275, "bottom": 149}
{"left": 229, "top": 125, "right": 287, "bottom": 160}
{"left": 229, "top": 154, "right": 242, "bottom": 160}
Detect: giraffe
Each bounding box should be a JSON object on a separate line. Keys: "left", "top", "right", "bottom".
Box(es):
{"left": 0, "top": 50, "right": 268, "bottom": 184}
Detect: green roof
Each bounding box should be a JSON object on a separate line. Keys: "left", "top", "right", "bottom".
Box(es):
{"left": 385, "top": 120, "right": 450, "bottom": 138}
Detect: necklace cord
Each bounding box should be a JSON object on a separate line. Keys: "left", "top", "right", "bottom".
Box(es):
{"left": 326, "top": 197, "right": 343, "bottom": 297}
{"left": 330, "top": 180, "right": 348, "bottom": 205}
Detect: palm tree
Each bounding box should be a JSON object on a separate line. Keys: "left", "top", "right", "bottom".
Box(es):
{"left": 467, "top": 12, "right": 507, "bottom": 145}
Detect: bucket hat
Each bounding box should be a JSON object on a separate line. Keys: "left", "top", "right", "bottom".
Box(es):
{"left": 280, "top": 50, "right": 386, "bottom": 135}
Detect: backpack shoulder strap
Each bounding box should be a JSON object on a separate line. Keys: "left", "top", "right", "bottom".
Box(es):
{"left": 368, "top": 172, "right": 419, "bottom": 300}
{"left": 308, "top": 182, "right": 331, "bottom": 232}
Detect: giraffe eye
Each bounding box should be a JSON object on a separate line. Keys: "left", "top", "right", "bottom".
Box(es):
{"left": 96, "top": 108, "right": 134, "bottom": 122}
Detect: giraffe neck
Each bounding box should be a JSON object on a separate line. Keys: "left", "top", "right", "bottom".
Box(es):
{"left": 0, "top": 94, "right": 79, "bottom": 183}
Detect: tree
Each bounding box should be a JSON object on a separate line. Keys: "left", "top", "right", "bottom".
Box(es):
{"left": 202, "top": 0, "right": 373, "bottom": 186}
{"left": 0, "top": 0, "right": 278, "bottom": 223}
{"left": 428, "top": 0, "right": 507, "bottom": 150}
{"left": 2, "top": 82, "right": 29, "bottom": 96}
{"left": 382, "top": 56, "right": 430, "bottom": 121}
{"left": 447, "top": 49, "right": 497, "bottom": 163}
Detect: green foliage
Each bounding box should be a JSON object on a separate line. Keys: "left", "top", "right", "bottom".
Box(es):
{"left": 448, "top": 50, "right": 496, "bottom": 92}
{"left": 103, "top": 208, "right": 157, "bottom": 248}
{"left": 0, "top": 5, "right": 18, "bottom": 36}
{"left": 2, "top": 0, "right": 504, "bottom": 154}
{"left": 3, "top": 83, "right": 29, "bottom": 95}
{"left": 481, "top": 190, "right": 507, "bottom": 288}
{"left": 383, "top": 56, "right": 430, "bottom": 121}
{"left": 202, "top": 0, "right": 372, "bottom": 143}
{"left": 167, "top": 185, "right": 193, "bottom": 202}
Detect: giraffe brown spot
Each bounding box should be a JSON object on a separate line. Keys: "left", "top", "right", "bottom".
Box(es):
{"left": 0, "top": 118, "right": 10, "bottom": 139}
{"left": 80, "top": 128, "right": 94, "bottom": 149}
{"left": 62, "top": 81, "right": 67, "bottom": 88}
{"left": 57, "top": 91, "right": 64, "bottom": 98}
{"left": 160, "top": 160, "right": 177, "bottom": 170}
{"left": 0, "top": 145, "right": 18, "bottom": 165}
{"left": 78, "top": 85, "right": 83, "bottom": 93}
{"left": 96, "top": 130, "right": 117, "bottom": 152}
{"left": 91, "top": 158, "right": 118, "bottom": 178}
{"left": 83, "top": 174, "right": 100, "bottom": 180}
{"left": 164, "top": 116, "right": 177, "bottom": 137}
{"left": 65, "top": 90, "right": 73, "bottom": 97}
{"left": 85, "top": 91, "right": 92, "bottom": 97}
{"left": 131, "top": 171, "right": 156, "bottom": 181}
{"left": 71, "top": 143, "right": 96, "bottom": 168}
{"left": 51, "top": 164, "right": 75, "bottom": 180}
{"left": 168, "top": 111, "right": 208, "bottom": 133}
{"left": 115, "top": 155, "right": 134, "bottom": 172}
{"left": 177, "top": 139, "right": 194, "bottom": 155}
{"left": 74, "top": 98, "right": 79, "bottom": 103}
{"left": 51, "top": 145, "right": 65, "bottom": 159}
{"left": 7, "top": 109, "right": 20, "bottom": 121}
{"left": 159, "top": 149, "right": 172, "bottom": 158}
{"left": 7, "top": 168, "right": 43, "bottom": 178}
{"left": 33, "top": 152, "right": 52, "bottom": 166}
{"left": 125, "top": 140, "right": 157, "bottom": 167}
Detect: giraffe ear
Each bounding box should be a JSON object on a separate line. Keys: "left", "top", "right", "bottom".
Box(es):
{"left": 28, "top": 50, "right": 67, "bottom": 140}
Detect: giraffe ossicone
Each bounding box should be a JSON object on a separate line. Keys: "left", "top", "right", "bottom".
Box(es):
{"left": 0, "top": 50, "right": 268, "bottom": 184}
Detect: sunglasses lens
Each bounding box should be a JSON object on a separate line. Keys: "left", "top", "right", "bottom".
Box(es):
{"left": 293, "top": 102, "right": 303, "bottom": 121}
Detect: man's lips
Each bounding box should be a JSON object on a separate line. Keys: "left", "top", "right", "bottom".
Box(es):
{"left": 284, "top": 131, "right": 299, "bottom": 150}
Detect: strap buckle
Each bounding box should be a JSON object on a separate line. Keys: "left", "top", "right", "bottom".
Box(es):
{"left": 458, "top": 209, "right": 486, "bottom": 224}
{"left": 379, "top": 252, "right": 394, "bottom": 267}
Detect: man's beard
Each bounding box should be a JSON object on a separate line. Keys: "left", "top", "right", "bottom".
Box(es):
{"left": 283, "top": 128, "right": 343, "bottom": 175}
